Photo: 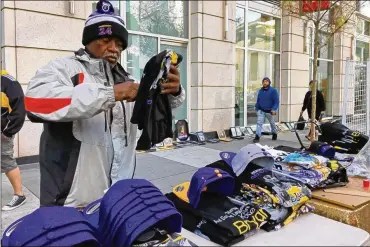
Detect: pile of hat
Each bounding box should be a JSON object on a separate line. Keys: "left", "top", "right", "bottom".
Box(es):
{"left": 2, "top": 206, "right": 99, "bottom": 247}
{"left": 2, "top": 179, "right": 182, "bottom": 247}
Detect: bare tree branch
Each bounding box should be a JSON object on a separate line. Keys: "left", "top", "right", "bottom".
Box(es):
{"left": 317, "top": 0, "right": 341, "bottom": 23}
{"left": 280, "top": 0, "right": 361, "bottom": 142}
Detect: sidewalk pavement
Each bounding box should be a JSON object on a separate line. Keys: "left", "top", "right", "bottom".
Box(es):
{"left": 1, "top": 131, "right": 309, "bottom": 234}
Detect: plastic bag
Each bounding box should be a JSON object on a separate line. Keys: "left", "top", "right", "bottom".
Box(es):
{"left": 348, "top": 139, "right": 370, "bottom": 178}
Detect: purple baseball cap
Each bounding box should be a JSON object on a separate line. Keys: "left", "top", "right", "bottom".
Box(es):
{"left": 98, "top": 179, "right": 161, "bottom": 236}
{"left": 104, "top": 195, "right": 175, "bottom": 246}
{"left": 188, "top": 167, "right": 235, "bottom": 208}
{"left": 82, "top": 198, "right": 102, "bottom": 231}
{"left": 93, "top": 179, "right": 182, "bottom": 247}
{"left": 2, "top": 206, "right": 98, "bottom": 247}
{"left": 117, "top": 205, "right": 182, "bottom": 246}
{"left": 220, "top": 144, "right": 274, "bottom": 176}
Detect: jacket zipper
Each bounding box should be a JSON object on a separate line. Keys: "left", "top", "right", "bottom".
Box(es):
{"left": 101, "top": 61, "right": 114, "bottom": 186}
{"left": 101, "top": 62, "right": 110, "bottom": 133}
{"left": 121, "top": 101, "right": 128, "bottom": 147}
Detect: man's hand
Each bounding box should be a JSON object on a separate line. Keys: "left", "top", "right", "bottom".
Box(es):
{"left": 113, "top": 82, "right": 139, "bottom": 102}
{"left": 161, "top": 65, "right": 181, "bottom": 95}
{"left": 271, "top": 110, "right": 276, "bottom": 115}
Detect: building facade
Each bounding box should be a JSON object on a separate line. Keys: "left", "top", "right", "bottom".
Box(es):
{"left": 1, "top": 0, "right": 370, "bottom": 158}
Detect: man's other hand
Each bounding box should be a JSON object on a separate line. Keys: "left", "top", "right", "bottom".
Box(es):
{"left": 161, "top": 65, "right": 181, "bottom": 95}
{"left": 271, "top": 110, "right": 276, "bottom": 115}
{"left": 113, "top": 82, "right": 139, "bottom": 102}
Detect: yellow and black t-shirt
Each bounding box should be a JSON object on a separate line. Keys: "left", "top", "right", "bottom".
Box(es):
{"left": 166, "top": 182, "right": 271, "bottom": 246}
{"left": 1, "top": 70, "right": 26, "bottom": 137}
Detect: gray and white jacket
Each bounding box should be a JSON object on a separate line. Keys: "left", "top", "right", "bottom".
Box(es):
{"left": 25, "top": 49, "right": 185, "bottom": 208}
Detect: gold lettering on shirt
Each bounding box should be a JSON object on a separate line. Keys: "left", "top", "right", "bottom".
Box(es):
{"left": 232, "top": 208, "right": 269, "bottom": 235}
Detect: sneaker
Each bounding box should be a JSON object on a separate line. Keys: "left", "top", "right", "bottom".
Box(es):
{"left": 2, "top": 194, "right": 26, "bottom": 211}
{"left": 253, "top": 135, "right": 260, "bottom": 143}
{"left": 272, "top": 134, "right": 277, "bottom": 141}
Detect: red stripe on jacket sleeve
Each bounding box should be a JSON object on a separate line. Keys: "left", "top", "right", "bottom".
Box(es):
{"left": 25, "top": 97, "right": 72, "bottom": 114}
{"left": 78, "top": 73, "right": 84, "bottom": 85}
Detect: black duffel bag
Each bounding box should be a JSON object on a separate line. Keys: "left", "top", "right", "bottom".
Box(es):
{"left": 296, "top": 114, "right": 306, "bottom": 131}
{"left": 319, "top": 121, "right": 369, "bottom": 154}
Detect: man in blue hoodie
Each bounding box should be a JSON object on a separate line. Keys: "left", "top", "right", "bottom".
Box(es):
{"left": 254, "top": 77, "right": 280, "bottom": 142}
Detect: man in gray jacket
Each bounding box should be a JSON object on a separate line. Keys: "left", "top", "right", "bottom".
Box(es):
{"left": 25, "top": 0, "right": 185, "bottom": 208}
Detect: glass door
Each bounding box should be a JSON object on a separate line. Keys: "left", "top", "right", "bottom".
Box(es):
{"left": 246, "top": 51, "right": 280, "bottom": 126}
{"left": 160, "top": 41, "right": 188, "bottom": 126}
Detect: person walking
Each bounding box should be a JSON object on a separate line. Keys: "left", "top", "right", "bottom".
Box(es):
{"left": 25, "top": 0, "right": 185, "bottom": 208}
{"left": 253, "top": 77, "right": 280, "bottom": 143}
{"left": 300, "top": 80, "right": 326, "bottom": 140}
{"left": 1, "top": 70, "right": 27, "bottom": 211}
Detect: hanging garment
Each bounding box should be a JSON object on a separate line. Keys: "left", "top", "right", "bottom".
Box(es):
{"left": 131, "top": 50, "right": 182, "bottom": 150}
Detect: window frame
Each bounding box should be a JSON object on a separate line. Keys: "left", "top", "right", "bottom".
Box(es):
{"left": 235, "top": 1, "right": 282, "bottom": 127}
{"left": 308, "top": 27, "right": 334, "bottom": 116}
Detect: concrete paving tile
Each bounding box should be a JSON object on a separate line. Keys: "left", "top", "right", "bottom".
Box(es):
{"left": 1, "top": 174, "right": 40, "bottom": 235}
{"left": 1, "top": 182, "right": 15, "bottom": 207}
{"left": 19, "top": 163, "right": 39, "bottom": 171}
{"left": 149, "top": 146, "right": 222, "bottom": 168}
{"left": 207, "top": 138, "right": 303, "bottom": 152}
{"left": 135, "top": 154, "right": 196, "bottom": 180}
{"left": 20, "top": 168, "right": 39, "bottom": 180}
{"left": 22, "top": 177, "right": 40, "bottom": 199}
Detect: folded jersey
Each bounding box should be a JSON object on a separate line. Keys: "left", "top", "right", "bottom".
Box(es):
{"left": 231, "top": 184, "right": 313, "bottom": 232}
{"left": 282, "top": 153, "right": 328, "bottom": 169}
{"left": 237, "top": 162, "right": 312, "bottom": 208}
{"left": 273, "top": 162, "right": 331, "bottom": 187}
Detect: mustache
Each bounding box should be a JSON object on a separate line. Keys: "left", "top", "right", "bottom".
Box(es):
{"left": 103, "top": 53, "right": 119, "bottom": 59}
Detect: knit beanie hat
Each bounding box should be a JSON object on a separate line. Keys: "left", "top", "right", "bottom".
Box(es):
{"left": 82, "top": 0, "right": 128, "bottom": 49}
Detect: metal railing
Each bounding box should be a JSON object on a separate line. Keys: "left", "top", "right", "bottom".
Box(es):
{"left": 342, "top": 59, "right": 370, "bottom": 135}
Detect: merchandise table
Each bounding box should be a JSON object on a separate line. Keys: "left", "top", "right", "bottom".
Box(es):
{"left": 180, "top": 213, "right": 370, "bottom": 246}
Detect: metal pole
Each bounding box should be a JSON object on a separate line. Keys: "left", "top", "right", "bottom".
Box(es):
{"left": 366, "top": 60, "right": 370, "bottom": 135}
{"left": 342, "top": 57, "right": 351, "bottom": 126}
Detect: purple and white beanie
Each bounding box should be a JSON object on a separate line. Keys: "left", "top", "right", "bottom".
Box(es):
{"left": 82, "top": 0, "right": 128, "bottom": 49}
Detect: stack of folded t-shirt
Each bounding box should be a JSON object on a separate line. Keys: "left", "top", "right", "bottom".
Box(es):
{"left": 216, "top": 144, "right": 314, "bottom": 232}
{"left": 166, "top": 167, "right": 271, "bottom": 246}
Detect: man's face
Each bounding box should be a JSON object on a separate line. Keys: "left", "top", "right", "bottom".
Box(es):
{"left": 262, "top": 80, "right": 270, "bottom": 88}
{"left": 88, "top": 37, "right": 123, "bottom": 65}
{"left": 309, "top": 82, "right": 313, "bottom": 90}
